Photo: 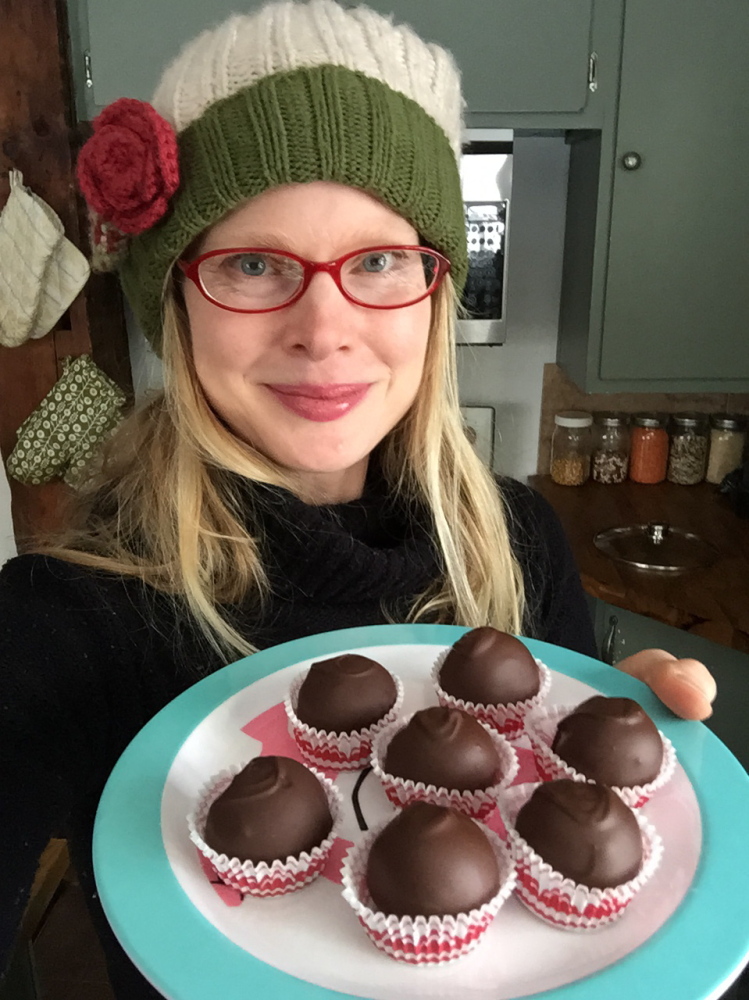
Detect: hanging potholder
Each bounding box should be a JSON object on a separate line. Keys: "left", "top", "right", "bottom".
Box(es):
{"left": 0, "top": 170, "right": 90, "bottom": 346}
{"left": 6, "top": 355, "right": 126, "bottom": 486}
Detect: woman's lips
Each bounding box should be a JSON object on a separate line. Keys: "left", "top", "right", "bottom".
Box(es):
{"left": 265, "top": 383, "right": 371, "bottom": 422}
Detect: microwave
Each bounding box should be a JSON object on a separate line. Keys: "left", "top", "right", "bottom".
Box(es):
{"left": 456, "top": 129, "right": 513, "bottom": 346}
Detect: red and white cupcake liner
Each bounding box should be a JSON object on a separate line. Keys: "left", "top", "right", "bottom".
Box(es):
{"left": 341, "top": 820, "right": 516, "bottom": 964}
{"left": 526, "top": 704, "right": 677, "bottom": 808}
{"left": 498, "top": 782, "right": 663, "bottom": 931}
{"left": 188, "top": 762, "right": 344, "bottom": 897}
{"left": 432, "top": 650, "right": 551, "bottom": 738}
{"left": 285, "top": 671, "right": 404, "bottom": 771}
{"left": 370, "top": 713, "right": 519, "bottom": 821}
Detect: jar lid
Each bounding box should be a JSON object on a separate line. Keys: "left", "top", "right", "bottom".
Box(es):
{"left": 710, "top": 413, "right": 747, "bottom": 431}
{"left": 593, "top": 411, "right": 628, "bottom": 427}
{"left": 671, "top": 411, "right": 707, "bottom": 428}
{"left": 633, "top": 412, "right": 665, "bottom": 428}
{"left": 554, "top": 410, "right": 593, "bottom": 428}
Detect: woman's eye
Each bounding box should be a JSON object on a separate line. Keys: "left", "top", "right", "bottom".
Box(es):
{"left": 361, "top": 252, "right": 391, "bottom": 273}
{"left": 231, "top": 254, "right": 267, "bottom": 276}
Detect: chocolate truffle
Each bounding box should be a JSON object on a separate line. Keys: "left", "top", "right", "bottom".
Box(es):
{"left": 204, "top": 756, "right": 333, "bottom": 864}
{"left": 439, "top": 627, "right": 540, "bottom": 706}
{"left": 366, "top": 802, "right": 501, "bottom": 918}
{"left": 295, "top": 654, "right": 397, "bottom": 733}
{"left": 551, "top": 696, "right": 663, "bottom": 787}
{"left": 515, "top": 779, "right": 643, "bottom": 889}
{"left": 383, "top": 707, "right": 503, "bottom": 791}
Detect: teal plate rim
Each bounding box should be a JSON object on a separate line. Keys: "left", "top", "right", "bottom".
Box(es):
{"left": 93, "top": 623, "right": 749, "bottom": 1000}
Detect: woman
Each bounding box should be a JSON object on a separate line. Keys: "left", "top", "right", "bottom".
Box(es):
{"left": 0, "top": 2, "right": 715, "bottom": 997}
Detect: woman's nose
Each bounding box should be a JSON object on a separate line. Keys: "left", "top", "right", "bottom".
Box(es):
{"left": 281, "top": 271, "right": 358, "bottom": 359}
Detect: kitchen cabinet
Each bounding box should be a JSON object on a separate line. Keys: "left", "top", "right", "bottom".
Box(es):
{"left": 558, "top": 0, "right": 749, "bottom": 393}
{"left": 588, "top": 597, "right": 749, "bottom": 772}
{"left": 65, "top": 0, "right": 616, "bottom": 128}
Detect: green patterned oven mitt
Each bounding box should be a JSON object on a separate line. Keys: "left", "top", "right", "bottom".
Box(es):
{"left": 7, "top": 354, "right": 126, "bottom": 487}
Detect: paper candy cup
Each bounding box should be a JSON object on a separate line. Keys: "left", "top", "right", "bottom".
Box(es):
{"left": 341, "top": 820, "right": 516, "bottom": 964}
{"left": 432, "top": 649, "right": 551, "bottom": 738}
{"left": 498, "top": 782, "right": 663, "bottom": 930}
{"left": 188, "top": 762, "right": 343, "bottom": 897}
{"left": 285, "top": 670, "right": 404, "bottom": 771}
{"left": 526, "top": 704, "right": 677, "bottom": 808}
{"left": 371, "top": 713, "right": 518, "bottom": 821}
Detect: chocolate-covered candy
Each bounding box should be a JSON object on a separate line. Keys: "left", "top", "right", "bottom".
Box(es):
{"left": 295, "top": 653, "right": 397, "bottom": 733}
{"left": 439, "top": 627, "right": 540, "bottom": 706}
{"left": 204, "top": 756, "right": 333, "bottom": 864}
{"left": 551, "top": 696, "right": 663, "bottom": 787}
{"left": 515, "top": 779, "right": 643, "bottom": 889}
{"left": 383, "top": 707, "right": 502, "bottom": 791}
{"left": 366, "top": 802, "right": 501, "bottom": 918}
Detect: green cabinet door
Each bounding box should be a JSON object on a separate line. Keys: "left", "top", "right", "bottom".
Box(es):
{"left": 558, "top": 0, "right": 749, "bottom": 392}
{"left": 358, "top": 1, "right": 594, "bottom": 115}
{"left": 600, "top": 0, "right": 749, "bottom": 383}
{"left": 68, "top": 0, "right": 596, "bottom": 123}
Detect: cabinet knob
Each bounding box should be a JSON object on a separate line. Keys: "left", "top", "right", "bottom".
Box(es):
{"left": 621, "top": 151, "right": 642, "bottom": 171}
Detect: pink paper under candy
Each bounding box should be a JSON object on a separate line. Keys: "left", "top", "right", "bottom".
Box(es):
{"left": 188, "top": 763, "right": 343, "bottom": 897}
{"left": 432, "top": 649, "right": 551, "bottom": 737}
{"left": 498, "top": 782, "right": 663, "bottom": 931}
{"left": 285, "top": 670, "right": 404, "bottom": 771}
{"left": 341, "top": 820, "right": 516, "bottom": 964}
{"left": 526, "top": 704, "right": 677, "bottom": 808}
{"left": 370, "top": 714, "right": 519, "bottom": 820}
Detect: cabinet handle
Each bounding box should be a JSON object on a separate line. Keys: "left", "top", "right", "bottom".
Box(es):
{"left": 621, "top": 152, "right": 642, "bottom": 171}
{"left": 602, "top": 615, "right": 619, "bottom": 664}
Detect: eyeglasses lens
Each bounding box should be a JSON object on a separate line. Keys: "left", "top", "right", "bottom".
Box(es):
{"left": 197, "top": 248, "right": 439, "bottom": 310}
{"left": 342, "top": 249, "right": 437, "bottom": 306}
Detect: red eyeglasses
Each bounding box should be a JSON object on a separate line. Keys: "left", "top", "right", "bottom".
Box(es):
{"left": 178, "top": 245, "right": 451, "bottom": 313}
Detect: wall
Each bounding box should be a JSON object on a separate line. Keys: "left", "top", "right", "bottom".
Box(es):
{"left": 0, "top": 461, "right": 17, "bottom": 565}
{"left": 127, "top": 135, "right": 572, "bottom": 481}
{"left": 457, "top": 135, "right": 569, "bottom": 481}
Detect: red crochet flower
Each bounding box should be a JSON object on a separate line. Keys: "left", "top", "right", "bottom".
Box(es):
{"left": 77, "top": 97, "right": 179, "bottom": 235}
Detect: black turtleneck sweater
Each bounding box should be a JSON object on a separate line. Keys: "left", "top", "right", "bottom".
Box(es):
{"left": 0, "top": 476, "right": 595, "bottom": 998}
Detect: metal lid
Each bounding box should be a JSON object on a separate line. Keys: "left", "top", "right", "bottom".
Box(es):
{"left": 593, "top": 522, "right": 718, "bottom": 573}
{"left": 633, "top": 412, "right": 665, "bottom": 428}
{"left": 554, "top": 410, "right": 593, "bottom": 428}
{"left": 710, "top": 413, "right": 747, "bottom": 431}
{"left": 671, "top": 411, "right": 707, "bottom": 429}
{"left": 593, "top": 411, "right": 629, "bottom": 427}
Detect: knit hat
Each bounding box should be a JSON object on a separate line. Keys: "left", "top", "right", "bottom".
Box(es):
{"left": 77, "top": 0, "right": 468, "bottom": 354}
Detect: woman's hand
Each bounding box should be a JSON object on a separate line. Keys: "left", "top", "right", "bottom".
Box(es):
{"left": 615, "top": 648, "right": 717, "bottom": 721}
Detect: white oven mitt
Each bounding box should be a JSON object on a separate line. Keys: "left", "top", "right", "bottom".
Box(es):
{"left": 0, "top": 170, "right": 90, "bottom": 347}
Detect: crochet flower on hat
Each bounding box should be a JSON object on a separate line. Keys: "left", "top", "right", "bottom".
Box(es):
{"left": 77, "top": 98, "right": 179, "bottom": 236}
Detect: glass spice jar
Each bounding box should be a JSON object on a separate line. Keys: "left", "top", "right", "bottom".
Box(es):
{"left": 550, "top": 411, "right": 592, "bottom": 486}
{"left": 667, "top": 413, "right": 709, "bottom": 485}
{"left": 706, "top": 414, "right": 747, "bottom": 485}
{"left": 629, "top": 414, "right": 669, "bottom": 484}
{"left": 591, "top": 412, "right": 630, "bottom": 484}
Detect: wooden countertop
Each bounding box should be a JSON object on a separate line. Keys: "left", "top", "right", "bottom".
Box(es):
{"left": 528, "top": 476, "right": 749, "bottom": 653}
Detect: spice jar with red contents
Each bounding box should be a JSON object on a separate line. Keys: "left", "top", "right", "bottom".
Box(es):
{"left": 629, "top": 414, "right": 669, "bottom": 484}
{"left": 550, "top": 411, "right": 592, "bottom": 486}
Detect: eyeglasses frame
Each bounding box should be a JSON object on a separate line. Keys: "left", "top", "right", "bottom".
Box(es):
{"left": 177, "top": 244, "right": 451, "bottom": 314}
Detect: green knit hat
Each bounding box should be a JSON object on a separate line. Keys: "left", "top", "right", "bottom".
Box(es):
{"left": 79, "top": 0, "right": 468, "bottom": 354}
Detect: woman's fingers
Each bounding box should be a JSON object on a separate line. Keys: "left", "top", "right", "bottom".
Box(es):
{"left": 614, "top": 648, "right": 717, "bottom": 721}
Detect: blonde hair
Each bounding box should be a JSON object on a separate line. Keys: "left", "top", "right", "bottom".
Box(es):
{"left": 39, "top": 276, "right": 525, "bottom": 658}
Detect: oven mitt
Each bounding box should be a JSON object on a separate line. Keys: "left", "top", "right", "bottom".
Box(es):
{"left": 6, "top": 354, "right": 126, "bottom": 487}
{"left": 0, "top": 170, "right": 90, "bottom": 347}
